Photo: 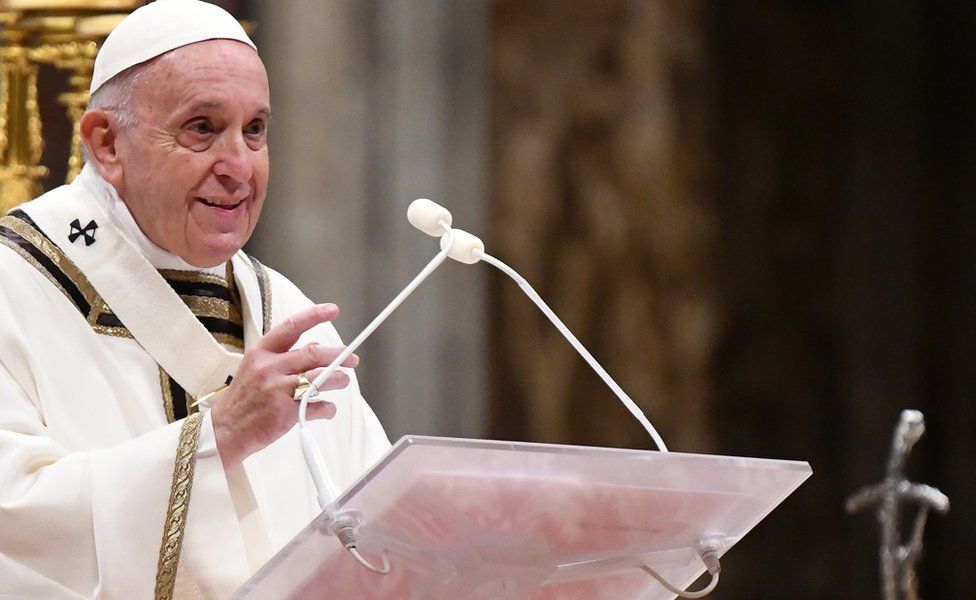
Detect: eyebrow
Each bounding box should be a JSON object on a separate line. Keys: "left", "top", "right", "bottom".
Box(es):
{"left": 189, "top": 101, "right": 221, "bottom": 112}
{"left": 187, "top": 101, "right": 271, "bottom": 117}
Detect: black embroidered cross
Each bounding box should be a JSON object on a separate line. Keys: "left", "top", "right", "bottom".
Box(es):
{"left": 68, "top": 218, "right": 98, "bottom": 246}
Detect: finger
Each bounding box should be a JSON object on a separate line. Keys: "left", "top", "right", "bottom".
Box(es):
{"left": 305, "top": 401, "right": 337, "bottom": 420}
{"left": 279, "top": 343, "right": 359, "bottom": 374}
{"left": 259, "top": 304, "right": 339, "bottom": 353}
{"left": 304, "top": 368, "right": 325, "bottom": 383}
{"left": 313, "top": 369, "right": 350, "bottom": 392}
{"left": 291, "top": 370, "right": 349, "bottom": 403}
{"left": 295, "top": 369, "right": 350, "bottom": 395}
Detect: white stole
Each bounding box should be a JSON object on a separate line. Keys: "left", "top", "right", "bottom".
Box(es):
{"left": 19, "top": 182, "right": 242, "bottom": 399}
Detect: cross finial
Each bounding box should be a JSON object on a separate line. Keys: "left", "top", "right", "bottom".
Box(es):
{"left": 846, "top": 410, "right": 949, "bottom": 600}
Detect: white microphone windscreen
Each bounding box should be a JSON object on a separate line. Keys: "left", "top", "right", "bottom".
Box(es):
{"left": 407, "top": 199, "right": 452, "bottom": 237}
{"left": 440, "top": 228, "right": 485, "bottom": 264}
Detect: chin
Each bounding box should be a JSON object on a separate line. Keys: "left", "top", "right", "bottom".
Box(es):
{"left": 186, "top": 240, "right": 246, "bottom": 268}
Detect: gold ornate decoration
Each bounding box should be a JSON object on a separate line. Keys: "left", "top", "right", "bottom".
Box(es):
{"left": 159, "top": 366, "right": 177, "bottom": 423}
{"left": 154, "top": 410, "right": 205, "bottom": 600}
{"left": 4, "top": 1, "right": 137, "bottom": 9}
{"left": 0, "top": 29, "right": 47, "bottom": 212}
{"left": 0, "top": 2, "right": 141, "bottom": 213}
{"left": 30, "top": 39, "right": 101, "bottom": 181}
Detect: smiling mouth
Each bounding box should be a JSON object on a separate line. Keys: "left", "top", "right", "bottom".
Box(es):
{"left": 197, "top": 197, "right": 243, "bottom": 210}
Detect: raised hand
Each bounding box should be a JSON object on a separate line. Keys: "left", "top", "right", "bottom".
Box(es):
{"left": 211, "top": 303, "right": 358, "bottom": 469}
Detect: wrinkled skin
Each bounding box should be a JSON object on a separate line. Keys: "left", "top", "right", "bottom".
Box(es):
{"left": 88, "top": 40, "right": 269, "bottom": 268}
{"left": 81, "top": 41, "right": 353, "bottom": 468}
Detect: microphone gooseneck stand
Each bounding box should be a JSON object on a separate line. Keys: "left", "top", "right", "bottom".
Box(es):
{"left": 295, "top": 199, "right": 720, "bottom": 596}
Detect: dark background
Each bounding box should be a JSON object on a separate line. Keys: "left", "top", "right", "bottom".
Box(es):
{"left": 708, "top": 2, "right": 974, "bottom": 597}
{"left": 488, "top": 2, "right": 975, "bottom": 598}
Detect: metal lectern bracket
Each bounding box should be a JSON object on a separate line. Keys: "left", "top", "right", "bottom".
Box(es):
{"left": 326, "top": 511, "right": 392, "bottom": 575}
{"left": 640, "top": 536, "right": 725, "bottom": 598}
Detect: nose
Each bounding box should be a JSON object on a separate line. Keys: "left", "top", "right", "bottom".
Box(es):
{"left": 212, "top": 132, "right": 254, "bottom": 187}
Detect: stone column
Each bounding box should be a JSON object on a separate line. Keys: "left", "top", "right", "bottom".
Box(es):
{"left": 251, "top": 0, "right": 488, "bottom": 439}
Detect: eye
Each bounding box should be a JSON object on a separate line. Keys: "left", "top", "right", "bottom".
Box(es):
{"left": 186, "top": 118, "right": 215, "bottom": 136}
{"left": 244, "top": 119, "right": 266, "bottom": 137}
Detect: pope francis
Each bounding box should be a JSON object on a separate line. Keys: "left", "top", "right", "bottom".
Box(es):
{"left": 0, "top": 1, "right": 390, "bottom": 598}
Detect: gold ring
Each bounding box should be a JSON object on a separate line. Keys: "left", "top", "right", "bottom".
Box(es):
{"left": 293, "top": 374, "right": 311, "bottom": 401}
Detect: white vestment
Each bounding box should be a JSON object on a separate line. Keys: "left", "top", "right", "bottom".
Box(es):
{"left": 0, "top": 166, "right": 391, "bottom": 599}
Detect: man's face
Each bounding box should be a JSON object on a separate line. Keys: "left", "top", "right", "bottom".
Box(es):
{"left": 113, "top": 40, "right": 270, "bottom": 267}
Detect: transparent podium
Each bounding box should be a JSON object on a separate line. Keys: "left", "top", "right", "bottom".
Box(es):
{"left": 234, "top": 436, "right": 811, "bottom": 599}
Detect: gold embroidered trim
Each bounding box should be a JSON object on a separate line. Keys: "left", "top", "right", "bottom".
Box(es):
{"left": 159, "top": 367, "right": 176, "bottom": 423}
{"left": 157, "top": 268, "right": 230, "bottom": 287}
{"left": 86, "top": 295, "right": 106, "bottom": 327}
{"left": 91, "top": 323, "right": 134, "bottom": 338}
{"left": 0, "top": 215, "right": 100, "bottom": 309}
{"left": 212, "top": 331, "right": 245, "bottom": 351}
{"left": 1, "top": 217, "right": 138, "bottom": 340}
{"left": 154, "top": 412, "right": 205, "bottom": 600}
{"left": 92, "top": 300, "right": 244, "bottom": 345}
{"left": 179, "top": 295, "right": 244, "bottom": 324}
{"left": 0, "top": 227, "right": 72, "bottom": 300}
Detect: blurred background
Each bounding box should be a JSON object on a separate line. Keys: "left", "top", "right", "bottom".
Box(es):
{"left": 12, "top": 1, "right": 974, "bottom": 597}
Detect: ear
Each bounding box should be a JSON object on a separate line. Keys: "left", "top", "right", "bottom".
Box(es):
{"left": 80, "top": 109, "right": 124, "bottom": 187}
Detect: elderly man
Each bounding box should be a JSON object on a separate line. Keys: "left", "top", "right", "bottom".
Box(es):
{"left": 0, "top": 1, "right": 390, "bottom": 598}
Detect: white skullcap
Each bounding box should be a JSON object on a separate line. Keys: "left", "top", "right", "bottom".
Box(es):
{"left": 90, "top": 0, "right": 256, "bottom": 95}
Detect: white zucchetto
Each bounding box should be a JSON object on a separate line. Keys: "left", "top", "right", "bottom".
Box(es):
{"left": 90, "top": 0, "right": 256, "bottom": 95}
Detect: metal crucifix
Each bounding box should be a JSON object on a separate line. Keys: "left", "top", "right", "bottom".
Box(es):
{"left": 845, "top": 409, "right": 950, "bottom": 600}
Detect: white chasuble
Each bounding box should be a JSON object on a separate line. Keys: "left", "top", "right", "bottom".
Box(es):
{"left": 0, "top": 166, "right": 391, "bottom": 599}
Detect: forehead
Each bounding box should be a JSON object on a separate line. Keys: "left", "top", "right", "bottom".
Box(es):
{"left": 136, "top": 39, "right": 269, "bottom": 111}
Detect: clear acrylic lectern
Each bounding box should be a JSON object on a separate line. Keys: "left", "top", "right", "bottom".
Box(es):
{"left": 233, "top": 436, "right": 811, "bottom": 599}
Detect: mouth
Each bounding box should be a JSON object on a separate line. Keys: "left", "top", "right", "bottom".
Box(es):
{"left": 196, "top": 197, "right": 245, "bottom": 211}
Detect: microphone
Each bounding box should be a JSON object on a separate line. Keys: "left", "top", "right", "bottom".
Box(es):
{"left": 408, "top": 198, "right": 483, "bottom": 263}
{"left": 407, "top": 198, "right": 452, "bottom": 236}
{"left": 440, "top": 228, "right": 484, "bottom": 264}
